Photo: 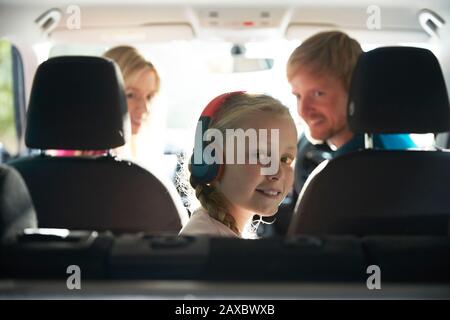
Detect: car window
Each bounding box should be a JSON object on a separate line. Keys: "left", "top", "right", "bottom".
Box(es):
{"left": 0, "top": 40, "right": 24, "bottom": 162}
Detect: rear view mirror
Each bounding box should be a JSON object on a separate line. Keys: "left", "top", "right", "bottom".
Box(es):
{"left": 232, "top": 56, "right": 274, "bottom": 73}
{"left": 231, "top": 44, "right": 273, "bottom": 73}
{"left": 208, "top": 43, "right": 274, "bottom": 73}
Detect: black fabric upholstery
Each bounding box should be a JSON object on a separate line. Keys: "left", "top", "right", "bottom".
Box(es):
{"left": 9, "top": 156, "right": 183, "bottom": 233}
{"left": 272, "top": 134, "right": 332, "bottom": 236}
{"left": 25, "top": 56, "right": 128, "bottom": 150}
{"left": 348, "top": 47, "right": 450, "bottom": 134}
{"left": 0, "top": 164, "right": 37, "bottom": 242}
{"left": 289, "top": 150, "right": 450, "bottom": 236}
{"left": 362, "top": 236, "right": 450, "bottom": 282}
{"left": 293, "top": 134, "right": 333, "bottom": 196}
{"left": 4, "top": 233, "right": 448, "bottom": 283}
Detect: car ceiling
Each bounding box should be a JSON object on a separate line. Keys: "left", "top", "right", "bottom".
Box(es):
{"left": 1, "top": 0, "right": 449, "bottom": 35}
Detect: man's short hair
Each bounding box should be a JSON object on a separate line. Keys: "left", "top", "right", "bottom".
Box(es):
{"left": 287, "top": 31, "right": 363, "bottom": 91}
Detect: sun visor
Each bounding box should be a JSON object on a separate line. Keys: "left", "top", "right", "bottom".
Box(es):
{"left": 285, "top": 24, "right": 429, "bottom": 46}
{"left": 50, "top": 24, "right": 195, "bottom": 44}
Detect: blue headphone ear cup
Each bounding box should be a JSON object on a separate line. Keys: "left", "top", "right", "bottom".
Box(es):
{"left": 190, "top": 115, "right": 221, "bottom": 184}
{"left": 190, "top": 92, "right": 245, "bottom": 185}
{"left": 203, "top": 163, "right": 220, "bottom": 183}
{"left": 190, "top": 153, "right": 220, "bottom": 184}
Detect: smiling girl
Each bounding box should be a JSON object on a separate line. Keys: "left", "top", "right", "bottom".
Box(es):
{"left": 179, "top": 92, "right": 297, "bottom": 238}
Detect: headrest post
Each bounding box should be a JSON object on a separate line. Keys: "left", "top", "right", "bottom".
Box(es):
{"left": 364, "top": 133, "right": 374, "bottom": 149}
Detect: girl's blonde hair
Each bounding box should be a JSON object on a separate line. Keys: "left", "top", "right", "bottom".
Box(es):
{"left": 286, "top": 31, "right": 362, "bottom": 91}
{"left": 103, "top": 45, "right": 160, "bottom": 91}
{"left": 186, "top": 93, "right": 294, "bottom": 236}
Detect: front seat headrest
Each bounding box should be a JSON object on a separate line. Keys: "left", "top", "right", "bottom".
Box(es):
{"left": 25, "top": 56, "right": 129, "bottom": 150}
{"left": 348, "top": 46, "right": 450, "bottom": 134}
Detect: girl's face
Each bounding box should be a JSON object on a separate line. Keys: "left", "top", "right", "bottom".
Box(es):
{"left": 215, "top": 113, "right": 298, "bottom": 230}
{"left": 125, "top": 67, "right": 158, "bottom": 135}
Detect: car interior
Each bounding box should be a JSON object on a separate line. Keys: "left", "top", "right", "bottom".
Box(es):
{"left": 0, "top": 0, "right": 449, "bottom": 300}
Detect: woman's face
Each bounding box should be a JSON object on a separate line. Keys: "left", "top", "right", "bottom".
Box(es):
{"left": 125, "top": 67, "right": 158, "bottom": 135}
{"left": 214, "top": 113, "right": 298, "bottom": 230}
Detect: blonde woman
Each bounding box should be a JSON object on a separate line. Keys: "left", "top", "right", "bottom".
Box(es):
{"left": 179, "top": 92, "right": 298, "bottom": 238}
{"left": 49, "top": 47, "right": 161, "bottom": 160}
{"left": 104, "top": 46, "right": 160, "bottom": 135}
{"left": 103, "top": 46, "right": 161, "bottom": 165}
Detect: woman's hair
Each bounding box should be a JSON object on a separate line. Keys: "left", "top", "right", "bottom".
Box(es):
{"left": 286, "top": 30, "right": 362, "bottom": 91}
{"left": 184, "top": 93, "right": 294, "bottom": 236}
{"left": 103, "top": 45, "right": 160, "bottom": 91}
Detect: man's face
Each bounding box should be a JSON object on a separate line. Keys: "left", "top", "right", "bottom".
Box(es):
{"left": 289, "top": 68, "right": 353, "bottom": 148}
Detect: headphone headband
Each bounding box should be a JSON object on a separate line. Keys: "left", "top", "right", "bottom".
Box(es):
{"left": 201, "top": 91, "right": 246, "bottom": 118}
{"left": 190, "top": 91, "right": 246, "bottom": 185}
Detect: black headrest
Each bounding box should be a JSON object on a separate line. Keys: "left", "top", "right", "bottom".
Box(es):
{"left": 25, "top": 56, "right": 129, "bottom": 150}
{"left": 348, "top": 47, "right": 450, "bottom": 134}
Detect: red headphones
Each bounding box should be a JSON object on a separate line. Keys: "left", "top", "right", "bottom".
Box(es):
{"left": 190, "top": 91, "right": 246, "bottom": 184}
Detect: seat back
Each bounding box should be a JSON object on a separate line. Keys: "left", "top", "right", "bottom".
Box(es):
{"left": 0, "top": 164, "right": 36, "bottom": 242}
{"left": 9, "top": 156, "right": 184, "bottom": 233}
{"left": 289, "top": 150, "right": 450, "bottom": 235}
